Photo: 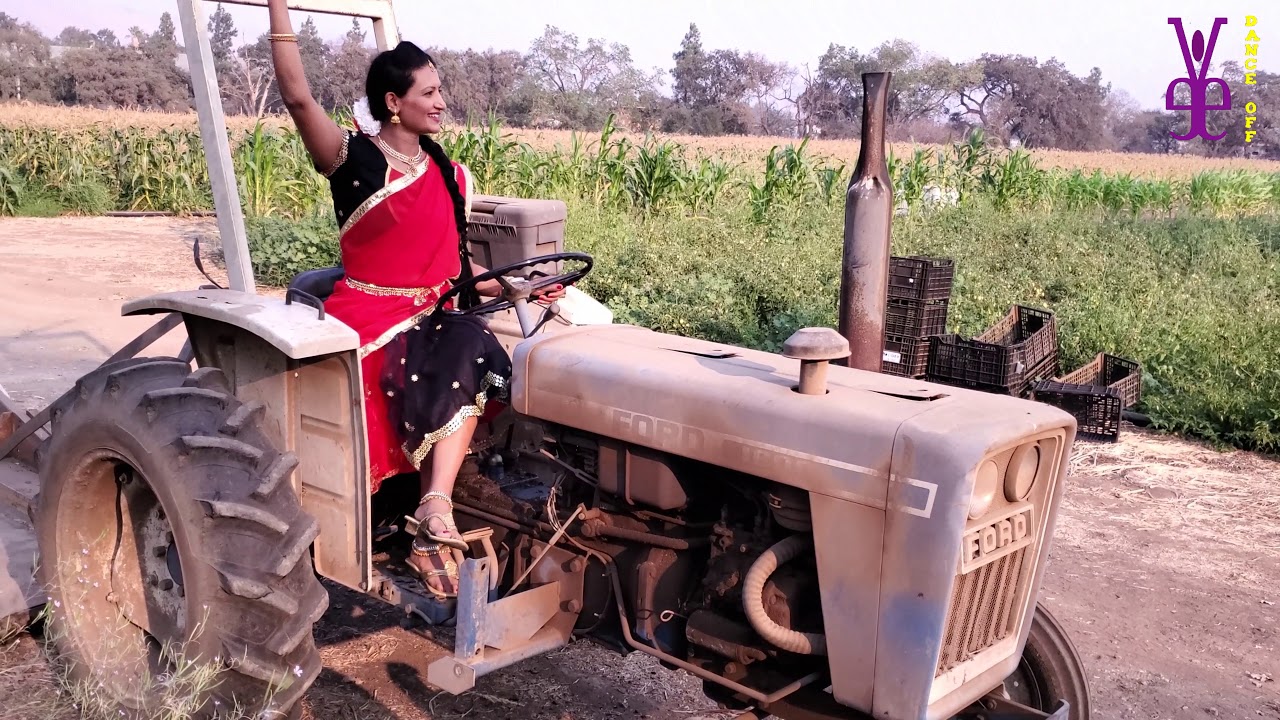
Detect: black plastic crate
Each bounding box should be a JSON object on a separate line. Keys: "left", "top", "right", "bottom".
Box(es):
{"left": 1032, "top": 380, "right": 1124, "bottom": 441}
{"left": 885, "top": 298, "right": 949, "bottom": 338}
{"left": 926, "top": 334, "right": 1059, "bottom": 395}
{"left": 882, "top": 334, "right": 930, "bottom": 377}
{"left": 888, "top": 256, "right": 954, "bottom": 302}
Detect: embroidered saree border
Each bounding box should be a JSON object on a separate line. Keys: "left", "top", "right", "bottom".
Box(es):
{"left": 458, "top": 162, "right": 475, "bottom": 219}
{"left": 357, "top": 302, "right": 443, "bottom": 360}
{"left": 347, "top": 277, "right": 450, "bottom": 306}
{"left": 402, "top": 371, "right": 509, "bottom": 469}
{"left": 339, "top": 158, "right": 431, "bottom": 241}
{"left": 348, "top": 161, "right": 476, "bottom": 360}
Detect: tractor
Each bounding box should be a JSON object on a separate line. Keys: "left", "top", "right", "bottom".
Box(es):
{"left": 0, "top": 2, "right": 1090, "bottom": 719}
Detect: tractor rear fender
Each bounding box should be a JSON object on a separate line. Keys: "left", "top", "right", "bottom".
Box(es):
{"left": 122, "top": 289, "right": 359, "bottom": 359}
{"left": 123, "top": 289, "right": 373, "bottom": 594}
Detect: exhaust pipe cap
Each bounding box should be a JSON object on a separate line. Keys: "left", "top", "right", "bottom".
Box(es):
{"left": 782, "top": 328, "right": 851, "bottom": 362}
{"left": 783, "top": 328, "right": 850, "bottom": 396}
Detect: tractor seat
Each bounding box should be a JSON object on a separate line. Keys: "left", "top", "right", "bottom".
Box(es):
{"left": 288, "top": 267, "right": 345, "bottom": 302}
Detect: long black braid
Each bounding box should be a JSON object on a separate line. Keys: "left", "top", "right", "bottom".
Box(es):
{"left": 421, "top": 136, "right": 480, "bottom": 311}
{"left": 366, "top": 41, "right": 481, "bottom": 311}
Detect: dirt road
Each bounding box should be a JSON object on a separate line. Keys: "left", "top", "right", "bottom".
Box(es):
{"left": 0, "top": 216, "right": 1277, "bottom": 720}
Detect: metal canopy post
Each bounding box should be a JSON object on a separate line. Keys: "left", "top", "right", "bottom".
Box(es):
{"left": 177, "top": 0, "right": 256, "bottom": 294}
{"left": 176, "top": 0, "right": 402, "bottom": 295}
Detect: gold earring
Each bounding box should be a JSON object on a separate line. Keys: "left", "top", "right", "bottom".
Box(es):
{"left": 391, "top": 113, "right": 401, "bottom": 125}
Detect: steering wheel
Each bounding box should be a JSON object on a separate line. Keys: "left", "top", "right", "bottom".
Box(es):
{"left": 434, "top": 252, "right": 594, "bottom": 337}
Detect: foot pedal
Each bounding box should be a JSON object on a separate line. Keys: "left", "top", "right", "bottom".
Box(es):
{"left": 460, "top": 527, "right": 494, "bottom": 544}
{"left": 403, "top": 514, "right": 421, "bottom": 537}
{"left": 400, "top": 520, "right": 501, "bottom": 594}
{"left": 460, "top": 528, "right": 500, "bottom": 592}
{"left": 403, "top": 515, "right": 496, "bottom": 541}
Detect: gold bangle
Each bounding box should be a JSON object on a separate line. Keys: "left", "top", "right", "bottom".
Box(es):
{"left": 269, "top": 33, "right": 297, "bottom": 42}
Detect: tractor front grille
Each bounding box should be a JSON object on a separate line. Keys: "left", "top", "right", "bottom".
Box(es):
{"left": 935, "top": 547, "right": 1028, "bottom": 676}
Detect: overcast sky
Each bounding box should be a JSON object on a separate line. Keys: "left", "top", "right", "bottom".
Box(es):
{"left": 1, "top": 0, "right": 1268, "bottom": 110}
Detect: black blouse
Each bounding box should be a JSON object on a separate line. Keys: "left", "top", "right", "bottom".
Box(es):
{"left": 321, "top": 130, "right": 454, "bottom": 231}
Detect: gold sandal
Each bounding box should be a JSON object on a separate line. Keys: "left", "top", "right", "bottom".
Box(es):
{"left": 405, "top": 491, "right": 469, "bottom": 552}
{"left": 409, "top": 540, "right": 460, "bottom": 600}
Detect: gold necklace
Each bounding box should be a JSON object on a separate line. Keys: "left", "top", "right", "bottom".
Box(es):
{"left": 376, "top": 135, "right": 425, "bottom": 169}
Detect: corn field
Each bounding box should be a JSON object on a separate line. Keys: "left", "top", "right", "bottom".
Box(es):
{"left": 3, "top": 115, "right": 1280, "bottom": 220}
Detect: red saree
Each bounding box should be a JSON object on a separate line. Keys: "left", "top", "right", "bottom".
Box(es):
{"left": 322, "top": 131, "right": 508, "bottom": 493}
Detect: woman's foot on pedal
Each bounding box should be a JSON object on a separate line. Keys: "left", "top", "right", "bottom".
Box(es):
{"left": 407, "top": 540, "right": 459, "bottom": 598}
{"left": 408, "top": 494, "right": 463, "bottom": 597}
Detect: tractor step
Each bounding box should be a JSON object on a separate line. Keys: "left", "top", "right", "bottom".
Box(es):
{"left": 427, "top": 534, "right": 589, "bottom": 695}
{"left": 369, "top": 528, "right": 504, "bottom": 627}
{"left": 427, "top": 556, "right": 575, "bottom": 695}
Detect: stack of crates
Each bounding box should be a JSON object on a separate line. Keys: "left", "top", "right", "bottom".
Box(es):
{"left": 1031, "top": 353, "right": 1142, "bottom": 441}
{"left": 881, "top": 256, "right": 954, "bottom": 378}
{"left": 925, "top": 304, "right": 1060, "bottom": 396}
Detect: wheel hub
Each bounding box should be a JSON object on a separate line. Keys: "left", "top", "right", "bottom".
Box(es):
{"left": 999, "top": 657, "right": 1045, "bottom": 708}
{"left": 109, "top": 464, "right": 186, "bottom": 646}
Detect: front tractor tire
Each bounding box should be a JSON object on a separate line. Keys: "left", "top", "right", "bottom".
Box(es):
{"left": 1001, "top": 603, "right": 1092, "bottom": 719}
{"left": 964, "top": 603, "right": 1091, "bottom": 720}
{"left": 34, "top": 358, "right": 328, "bottom": 718}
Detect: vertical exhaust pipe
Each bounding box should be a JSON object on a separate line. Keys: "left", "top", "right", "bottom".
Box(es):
{"left": 837, "top": 72, "right": 894, "bottom": 371}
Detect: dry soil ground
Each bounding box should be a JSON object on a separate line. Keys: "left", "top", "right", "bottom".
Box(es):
{"left": 0, "top": 216, "right": 1277, "bottom": 720}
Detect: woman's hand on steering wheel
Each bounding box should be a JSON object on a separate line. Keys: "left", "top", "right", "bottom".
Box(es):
{"left": 532, "top": 283, "right": 566, "bottom": 302}
{"left": 435, "top": 252, "right": 592, "bottom": 319}
{"left": 474, "top": 279, "right": 563, "bottom": 302}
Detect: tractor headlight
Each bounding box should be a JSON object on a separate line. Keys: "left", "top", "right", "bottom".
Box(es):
{"left": 1005, "top": 443, "right": 1041, "bottom": 501}
{"left": 969, "top": 460, "right": 1000, "bottom": 519}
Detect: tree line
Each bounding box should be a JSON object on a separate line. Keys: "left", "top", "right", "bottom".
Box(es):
{"left": 0, "top": 9, "right": 1274, "bottom": 157}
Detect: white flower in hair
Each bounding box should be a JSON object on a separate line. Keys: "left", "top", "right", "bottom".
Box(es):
{"left": 352, "top": 97, "right": 381, "bottom": 136}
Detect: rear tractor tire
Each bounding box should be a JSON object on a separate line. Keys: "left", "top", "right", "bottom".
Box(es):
{"left": 34, "top": 357, "right": 328, "bottom": 718}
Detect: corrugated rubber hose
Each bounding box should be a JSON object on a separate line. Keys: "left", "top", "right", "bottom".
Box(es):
{"left": 742, "top": 534, "right": 827, "bottom": 656}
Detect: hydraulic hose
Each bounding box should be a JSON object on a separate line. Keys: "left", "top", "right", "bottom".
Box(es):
{"left": 742, "top": 534, "right": 827, "bottom": 656}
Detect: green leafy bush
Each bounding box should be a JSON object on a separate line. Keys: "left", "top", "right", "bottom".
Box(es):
{"left": 56, "top": 178, "right": 114, "bottom": 215}
{"left": 245, "top": 214, "right": 340, "bottom": 286}
{"left": 15, "top": 188, "right": 62, "bottom": 217}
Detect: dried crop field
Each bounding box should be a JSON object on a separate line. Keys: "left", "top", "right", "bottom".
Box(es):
{"left": 512, "top": 128, "right": 1280, "bottom": 179}
{"left": 0, "top": 103, "right": 287, "bottom": 133}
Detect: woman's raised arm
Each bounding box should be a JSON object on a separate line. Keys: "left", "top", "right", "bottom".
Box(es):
{"left": 267, "top": 0, "right": 346, "bottom": 174}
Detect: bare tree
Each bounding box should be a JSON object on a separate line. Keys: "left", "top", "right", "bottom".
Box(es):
{"left": 741, "top": 52, "right": 791, "bottom": 135}
{"left": 777, "top": 62, "right": 817, "bottom": 137}
{"left": 228, "top": 48, "right": 274, "bottom": 117}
